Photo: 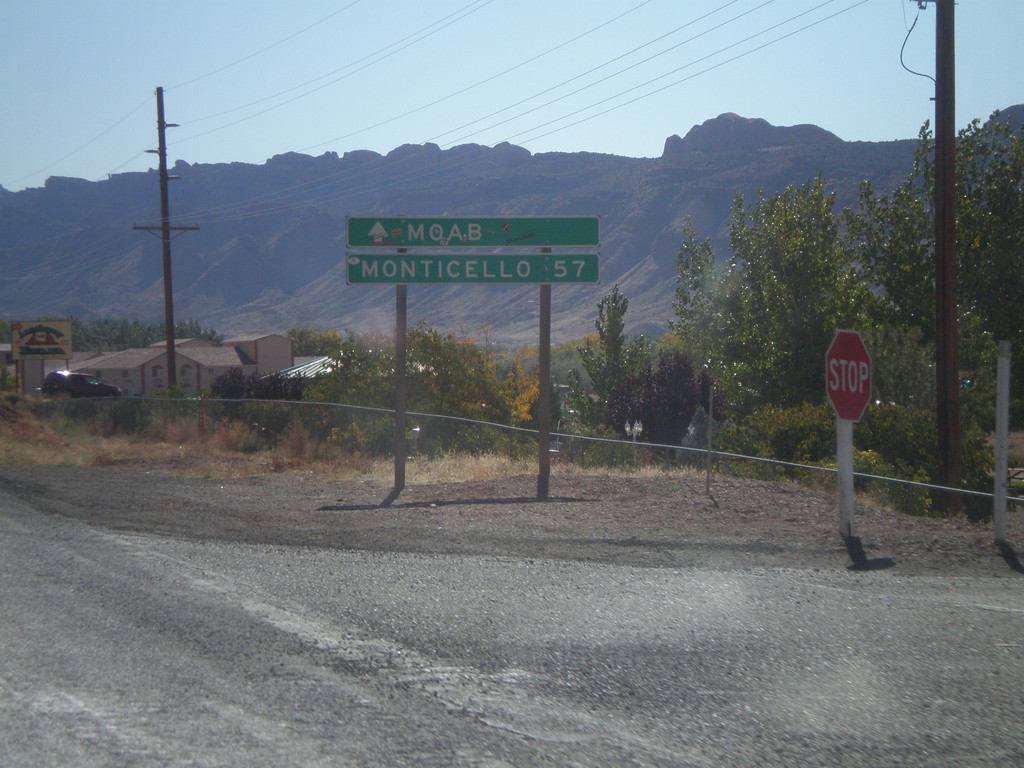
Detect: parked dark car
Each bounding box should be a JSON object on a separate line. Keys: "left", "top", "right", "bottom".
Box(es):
{"left": 41, "top": 371, "right": 121, "bottom": 398}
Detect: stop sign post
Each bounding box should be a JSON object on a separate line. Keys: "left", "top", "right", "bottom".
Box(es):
{"left": 826, "top": 330, "right": 872, "bottom": 540}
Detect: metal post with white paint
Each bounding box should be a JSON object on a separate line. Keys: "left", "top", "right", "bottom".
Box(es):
{"left": 836, "top": 417, "right": 856, "bottom": 539}
{"left": 993, "top": 340, "right": 1011, "bottom": 543}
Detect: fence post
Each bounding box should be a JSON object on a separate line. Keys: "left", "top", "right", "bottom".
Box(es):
{"left": 706, "top": 382, "right": 714, "bottom": 496}
{"left": 994, "top": 340, "right": 1011, "bottom": 543}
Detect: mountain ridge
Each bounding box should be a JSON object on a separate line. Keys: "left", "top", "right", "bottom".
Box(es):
{"left": 4, "top": 109, "right": 1016, "bottom": 345}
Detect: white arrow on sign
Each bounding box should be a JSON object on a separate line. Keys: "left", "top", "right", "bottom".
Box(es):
{"left": 368, "top": 221, "right": 388, "bottom": 244}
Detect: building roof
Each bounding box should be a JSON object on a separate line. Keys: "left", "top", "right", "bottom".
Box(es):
{"left": 73, "top": 348, "right": 164, "bottom": 370}
{"left": 70, "top": 346, "right": 249, "bottom": 370}
{"left": 179, "top": 346, "right": 248, "bottom": 368}
{"left": 276, "top": 356, "right": 334, "bottom": 379}
{"left": 223, "top": 333, "right": 287, "bottom": 343}
{"left": 147, "top": 338, "right": 215, "bottom": 348}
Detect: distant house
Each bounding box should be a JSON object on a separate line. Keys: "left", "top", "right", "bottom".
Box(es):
{"left": 222, "top": 333, "right": 294, "bottom": 377}
{"left": 1, "top": 343, "right": 12, "bottom": 385}
{"left": 72, "top": 346, "right": 251, "bottom": 396}
{"left": 57, "top": 333, "right": 295, "bottom": 397}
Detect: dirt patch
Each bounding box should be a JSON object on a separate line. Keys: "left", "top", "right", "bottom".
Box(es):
{"left": 2, "top": 462, "right": 1019, "bottom": 577}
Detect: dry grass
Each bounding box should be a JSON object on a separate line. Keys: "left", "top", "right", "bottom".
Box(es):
{"left": 0, "top": 397, "right": 708, "bottom": 486}
{"left": 1008, "top": 431, "right": 1024, "bottom": 465}
{"left": 3, "top": 396, "right": 1021, "bottom": 490}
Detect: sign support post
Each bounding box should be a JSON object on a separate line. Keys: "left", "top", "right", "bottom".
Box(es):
{"left": 993, "top": 340, "right": 1010, "bottom": 543}
{"left": 826, "top": 330, "right": 872, "bottom": 542}
{"left": 537, "top": 284, "right": 551, "bottom": 499}
{"left": 394, "top": 285, "right": 407, "bottom": 493}
{"left": 345, "top": 215, "right": 600, "bottom": 502}
{"left": 837, "top": 417, "right": 856, "bottom": 538}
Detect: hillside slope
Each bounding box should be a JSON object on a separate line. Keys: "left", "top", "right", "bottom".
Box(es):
{"left": 1, "top": 112, "right": 921, "bottom": 344}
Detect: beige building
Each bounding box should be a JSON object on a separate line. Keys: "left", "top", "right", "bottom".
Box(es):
{"left": 66, "top": 333, "right": 295, "bottom": 396}
{"left": 221, "top": 333, "right": 294, "bottom": 377}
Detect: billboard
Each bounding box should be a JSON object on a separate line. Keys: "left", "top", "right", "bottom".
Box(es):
{"left": 11, "top": 321, "right": 73, "bottom": 360}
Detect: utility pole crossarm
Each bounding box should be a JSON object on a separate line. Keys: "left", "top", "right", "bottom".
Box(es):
{"left": 133, "top": 224, "right": 200, "bottom": 233}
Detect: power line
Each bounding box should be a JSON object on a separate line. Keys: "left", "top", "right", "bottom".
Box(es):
{"left": 299, "top": 0, "right": 660, "bottom": 152}
{"left": 151, "top": 1, "right": 784, "bottom": 226}
{"left": 6, "top": 95, "right": 152, "bottom": 189}
{"left": 135, "top": 1, "right": 871, "bottom": 231}
{"left": 173, "top": 0, "right": 496, "bottom": 144}
{"left": 168, "top": 0, "right": 364, "bottom": 91}
{"left": 428, "top": 0, "right": 778, "bottom": 147}
{"left": 497, "top": 1, "right": 870, "bottom": 148}
{"left": 8, "top": 1, "right": 874, "bottom": 234}
{"left": 899, "top": 4, "right": 935, "bottom": 85}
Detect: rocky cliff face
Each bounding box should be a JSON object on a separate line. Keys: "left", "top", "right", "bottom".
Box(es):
{"left": 665, "top": 112, "right": 843, "bottom": 156}
{"left": 1, "top": 112, "right": 927, "bottom": 344}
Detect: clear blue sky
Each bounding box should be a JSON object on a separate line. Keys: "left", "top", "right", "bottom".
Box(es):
{"left": 2, "top": 0, "right": 1021, "bottom": 192}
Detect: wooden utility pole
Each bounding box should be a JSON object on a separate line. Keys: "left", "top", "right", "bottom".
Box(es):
{"left": 932, "top": 0, "right": 961, "bottom": 512}
{"left": 134, "top": 86, "right": 197, "bottom": 390}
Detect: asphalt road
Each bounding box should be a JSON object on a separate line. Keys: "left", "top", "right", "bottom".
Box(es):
{"left": 2, "top": 494, "right": 1022, "bottom": 767}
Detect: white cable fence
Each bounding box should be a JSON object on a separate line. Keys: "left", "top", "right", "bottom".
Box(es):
{"left": 32, "top": 395, "right": 1024, "bottom": 520}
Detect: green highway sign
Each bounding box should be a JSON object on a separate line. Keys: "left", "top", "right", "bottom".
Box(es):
{"left": 346, "top": 253, "right": 600, "bottom": 285}
{"left": 346, "top": 216, "right": 600, "bottom": 248}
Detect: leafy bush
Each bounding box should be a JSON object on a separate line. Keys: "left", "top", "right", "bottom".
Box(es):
{"left": 605, "top": 350, "right": 705, "bottom": 447}
{"left": 852, "top": 448, "right": 931, "bottom": 516}
{"left": 716, "top": 401, "right": 993, "bottom": 518}
{"left": 211, "top": 369, "right": 303, "bottom": 400}
{"left": 716, "top": 402, "right": 835, "bottom": 467}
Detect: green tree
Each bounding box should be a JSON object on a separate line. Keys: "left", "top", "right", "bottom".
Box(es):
{"left": 210, "top": 368, "right": 248, "bottom": 399}
{"left": 303, "top": 331, "right": 394, "bottom": 408}
{"left": 849, "top": 111, "right": 1024, "bottom": 419}
{"left": 287, "top": 325, "right": 344, "bottom": 357}
{"left": 173, "top": 320, "right": 221, "bottom": 344}
{"left": 566, "top": 285, "right": 652, "bottom": 429}
{"left": 303, "top": 326, "right": 508, "bottom": 422}
{"left": 674, "top": 176, "right": 872, "bottom": 414}
{"left": 406, "top": 324, "right": 503, "bottom": 420}
{"left": 210, "top": 369, "right": 303, "bottom": 400}
{"left": 605, "top": 350, "right": 701, "bottom": 446}
{"left": 63, "top": 317, "right": 219, "bottom": 351}
{"left": 846, "top": 128, "right": 937, "bottom": 335}
{"left": 671, "top": 217, "right": 720, "bottom": 367}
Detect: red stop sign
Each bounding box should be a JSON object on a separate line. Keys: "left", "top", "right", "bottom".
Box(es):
{"left": 826, "top": 330, "right": 872, "bottom": 421}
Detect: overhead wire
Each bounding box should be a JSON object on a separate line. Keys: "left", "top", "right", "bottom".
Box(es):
{"left": 185, "top": 0, "right": 867, "bottom": 228}
{"left": 427, "top": 0, "right": 778, "bottom": 147}
{"left": 173, "top": 0, "right": 496, "bottom": 145}
{"left": 176, "top": 0, "right": 489, "bottom": 126}
{"left": 168, "top": 0, "right": 364, "bottom": 91}
{"left": 506, "top": 0, "right": 870, "bottom": 147}
{"left": 163, "top": 0, "right": 763, "bottom": 227}
{"left": 5, "top": 95, "right": 152, "bottom": 189}
{"left": 899, "top": 3, "right": 935, "bottom": 85}
{"left": 486, "top": 0, "right": 864, "bottom": 148}
{"left": 176, "top": 0, "right": 665, "bottom": 225}
{"left": 9, "top": 0, "right": 465, "bottom": 193}
{"left": 299, "top": 0, "right": 660, "bottom": 152}
{"left": 12, "top": 1, "right": 877, "bottom": 248}
{"left": 85, "top": 1, "right": 506, "bottom": 227}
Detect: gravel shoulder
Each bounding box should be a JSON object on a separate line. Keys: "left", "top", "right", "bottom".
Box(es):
{"left": 2, "top": 462, "right": 1019, "bottom": 577}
